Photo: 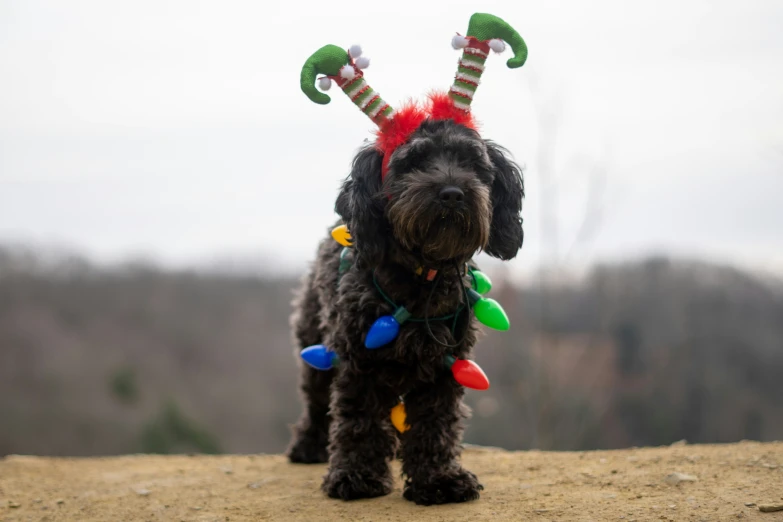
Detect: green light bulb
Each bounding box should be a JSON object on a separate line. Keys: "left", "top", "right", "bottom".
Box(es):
{"left": 469, "top": 270, "right": 492, "bottom": 294}
{"left": 338, "top": 247, "right": 352, "bottom": 274}
{"left": 473, "top": 297, "right": 510, "bottom": 331}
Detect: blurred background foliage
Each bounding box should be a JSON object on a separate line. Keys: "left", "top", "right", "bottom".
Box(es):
{"left": 1, "top": 246, "right": 781, "bottom": 456}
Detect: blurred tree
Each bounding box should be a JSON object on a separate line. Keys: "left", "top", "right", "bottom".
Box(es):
{"left": 614, "top": 323, "right": 643, "bottom": 375}
{"left": 109, "top": 367, "right": 139, "bottom": 405}
{"left": 139, "top": 400, "right": 220, "bottom": 454}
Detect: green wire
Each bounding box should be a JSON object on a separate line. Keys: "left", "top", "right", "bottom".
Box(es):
{"left": 339, "top": 253, "right": 465, "bottom": 335}
{"left": 372, "top": 272, "right": 465, "bottom": 325}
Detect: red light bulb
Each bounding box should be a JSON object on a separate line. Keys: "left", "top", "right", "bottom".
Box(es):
{"left": 449, "top": 358, "right": 490, "bottom": 390}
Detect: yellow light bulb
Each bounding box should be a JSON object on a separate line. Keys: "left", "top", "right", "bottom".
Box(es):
{"left": 391, "top": 402, "right": 409, "bottom": 433}
{"left": 331, "top": 224, "right": 353, "bottom": 247}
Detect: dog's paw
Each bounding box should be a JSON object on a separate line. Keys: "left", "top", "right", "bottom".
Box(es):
{"left": 403, "top": 468, "right": 483, "bottom": 505}
{"left": 287, "top": 436, "right": 329, "bottom": 464}
{"left": 322, "top": 467, "right": 393, "bottom": 500}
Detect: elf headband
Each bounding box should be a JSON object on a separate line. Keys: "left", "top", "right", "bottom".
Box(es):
{"left": 300, "top": 13, "right": 527, "bottom": 179}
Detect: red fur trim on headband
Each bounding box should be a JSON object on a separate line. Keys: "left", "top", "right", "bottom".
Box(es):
{"left": 428, "top": 91, "right": 476, "bottom": 130}
{"left": 375, "top": 93, "right": 478, "bottom": 181}
{"left": 375, "top": 101, "right": 428, "bottom": 180}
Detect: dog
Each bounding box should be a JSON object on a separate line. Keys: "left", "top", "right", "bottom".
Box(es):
{"left": 286, "top": 116, "right": 524, "bottom": 505}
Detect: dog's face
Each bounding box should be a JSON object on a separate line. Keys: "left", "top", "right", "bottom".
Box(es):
{"left": 384, "top": 121, "right": 494, "bottom": 263}
{"left": 336, "top": 119, "right": 524, "bottom": 267}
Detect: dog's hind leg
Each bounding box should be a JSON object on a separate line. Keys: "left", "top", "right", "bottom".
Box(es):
{"left": 287, "top": 273, "right": 333, "bottom": 464}
{"left": 287, "top": 366, "right": 333, "bottom": 463}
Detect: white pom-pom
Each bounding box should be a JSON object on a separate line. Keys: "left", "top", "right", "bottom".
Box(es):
{"left": 489, "top": 39, "right": 506, "bottom": 53}
{"left": 317, "top": 77, "right": 332, "bottom": 91}
{"left": 349, "top": 44, "right": 362, "bottom": 58}
{"left": 339, "top": 65, "right": 356, "bottom": 80}
{"left": 451, "top": 35, "right": 469, "bottom": 49}
{"left": 354, "top": 56, "right": 370, "bottom": 70}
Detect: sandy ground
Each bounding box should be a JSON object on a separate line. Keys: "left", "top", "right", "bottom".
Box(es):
{"left": 1, "top": 441, "right": 782, "bottom": 521}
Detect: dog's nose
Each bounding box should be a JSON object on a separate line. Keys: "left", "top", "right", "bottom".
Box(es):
{"left": 438, "top": 186, "right": 464, "bottom": 205}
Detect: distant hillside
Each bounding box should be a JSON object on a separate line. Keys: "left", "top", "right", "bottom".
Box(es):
{"left": 1, "top": 247, "right": 782, "bottom": 456}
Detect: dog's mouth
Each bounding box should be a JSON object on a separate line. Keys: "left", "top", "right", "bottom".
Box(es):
{"left": 421, "top": 211, "right": 482, "bottom": 261}
{"left": 387, "top": 192, "right": 490, "bottom": 263}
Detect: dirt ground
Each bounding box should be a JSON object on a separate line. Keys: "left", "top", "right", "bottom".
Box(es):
{"left": 1, "top": 441, "right": 782, "bottom": 521}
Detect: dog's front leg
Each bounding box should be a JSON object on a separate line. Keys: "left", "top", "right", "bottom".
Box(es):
{"left": 322, "top": 368, "right": 398, "bottom": 500}
{"left": 399, "top": 372, "right": 483, "bottom": 505}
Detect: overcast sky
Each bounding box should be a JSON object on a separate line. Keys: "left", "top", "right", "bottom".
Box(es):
{"left": 1, "top": 0, "right": 781, "bottom": 279}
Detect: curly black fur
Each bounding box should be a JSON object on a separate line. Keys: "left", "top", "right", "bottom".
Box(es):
{"left": 287, "top": 119, "right": 524, "bottom": 505}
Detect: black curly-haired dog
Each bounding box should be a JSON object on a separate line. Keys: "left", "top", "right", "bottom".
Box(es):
{"left": 287, "top": 118, "right": 524, "bottom": 505}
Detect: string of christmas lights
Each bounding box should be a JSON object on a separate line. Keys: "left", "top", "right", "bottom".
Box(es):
{"left": 300, "top": 225, "right": 508, "bottom": 431}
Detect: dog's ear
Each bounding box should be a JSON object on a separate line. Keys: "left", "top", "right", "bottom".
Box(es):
{"left": 335, "top": 144, "right": 388, "bottom": 267}
{"left": 484, "top": 141, "right": 525, "bottom": 260}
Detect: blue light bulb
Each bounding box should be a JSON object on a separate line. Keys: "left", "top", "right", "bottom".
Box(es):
{"left": 365, "top": 316, "right": 399, "bottom": 349}
{"left": 301, "top": 344, "right": 338, "bottom": 370}
{"left": 364, "top": 307, "right": 411, "bottom": 349}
